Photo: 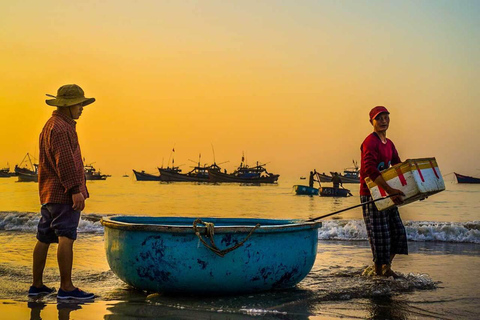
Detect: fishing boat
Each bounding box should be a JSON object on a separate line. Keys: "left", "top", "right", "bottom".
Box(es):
{"left": 317, "top": 160, "right": 360, "bottom": 183}
{"left": 208, "top": 159, "right": 279, "bottom": 183}
{"left": 295, "top": 172, "right": 352, "bottom": 197}
{"left": 293, "top": 185, "right": 319, "bottom": 195}
{"left": 132, "top": 169, "right": 162, "bottom": 181}
{"left": 454, "top": 172, "right": 480, "bottom": 184}
{"left": 101, "top": 216, "right": 321, "bottom": 294}
{"left": 158, "top": 163, "right": 222, "bottom": 182}
{"left": 15, "top": 153, "right": 38, "bottom": 182}
{"left": 0, "top": 167, "right": 11, "bottom": 178}
{"left": 84, "top": 163, "right": 109, "bottom": 180}
{"left": 293, "top": 184, "right": 352, "bottom": 197}
{"left": 319, "top": 187, "right": 352, "bottom": 197}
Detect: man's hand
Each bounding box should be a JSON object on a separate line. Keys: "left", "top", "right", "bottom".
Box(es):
{"left": 72, "top": 192, "right": 85, "bottom": 211}
{"left": 373, "top": 175, "right": 405, "bottom": 206}
{"left": 386, "top": 187, "right": 405, "bottom": 205}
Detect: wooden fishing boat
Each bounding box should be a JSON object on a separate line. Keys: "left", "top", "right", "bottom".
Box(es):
{"left": 157, "top": 165, "right": 211, "bottom": 182}
{"left": 293, "top": 185, "right": 319, "bottom": 195}
{"left": 132, "top": 169, "right": 161, "bottom": 181}
{"left": 17, "top": 171, "right": 38, "bottom": 182}
{"left": 101, "top": 216, "right": 321, "bottom": 294}
{"left": 0, "top": 167, "right": 11, "bottom": 178}
{"left": 15, "top": 153, "right": 38, "bottom": 182}
{"left": 317, "top": 160, "right": 360, "bottom": 183}
{"left": 454, "top": 172, "right": 480, "bottom": 184}
{"left": 84, "top": 164, "right": 109, "bottom": 180}
{"left": 208, "top": 160, "right": 279, "bottom": 183}
{"left": 208, "top": 169, "right": 279, "bottom": 183}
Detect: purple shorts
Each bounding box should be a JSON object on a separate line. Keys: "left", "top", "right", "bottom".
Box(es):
{"left": 36, "top": 204, "right": 81, "bottom": 243}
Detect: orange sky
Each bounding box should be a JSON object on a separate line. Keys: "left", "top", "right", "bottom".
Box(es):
{"left": 1, "top": 1, "right": 479, "bottom": 178}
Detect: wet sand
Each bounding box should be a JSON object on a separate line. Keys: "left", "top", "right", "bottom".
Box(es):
{"left": 1, "top": 234, "right": 479, "bottom": 319}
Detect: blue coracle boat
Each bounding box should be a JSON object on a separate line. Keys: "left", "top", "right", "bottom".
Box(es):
{"left": 293, "top": 185, "right": 319, "bottom": 195}
{"left": 101, "top": 216, "right": 321, "bottom": 294}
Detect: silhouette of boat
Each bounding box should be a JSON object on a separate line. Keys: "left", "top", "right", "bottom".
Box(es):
{"left": 319, "top": 187, "right": 352, "bottom": 197}
{"left": 317, "top": 160, "right": 360, "bottom": 183}
{"left": 454, "top": 172, "right": 480, "bottom": 184}
{"left": 15, "top": 153, "right": 38, "bottom": 182}
{"left": 0, "top": 166, "right": 11, "bottom": 178}
{"left": 293, "top": 185, "right": 319, "bottom": 195}
{"left": 132, "top": 169, "right": 161, "bottom": 181}
{"left": 84, "top": 163, "right": 109, "bottom": 180}
{"left": 158, "top": 163, "right": 222, "bottom": 182}
{"left": 208, "top": 158, "right": 279, "bottom": 183}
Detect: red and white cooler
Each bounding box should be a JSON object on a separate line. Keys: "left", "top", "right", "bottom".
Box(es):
{"left": 365, "top": 158, "right": 445, "bottom": 211}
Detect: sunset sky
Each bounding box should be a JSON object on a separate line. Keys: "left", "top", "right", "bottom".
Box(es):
{"left": 1, "top": 0, "right": 479, "bottom": 178}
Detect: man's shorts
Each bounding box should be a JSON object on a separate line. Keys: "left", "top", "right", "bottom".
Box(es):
{"left": 361, "top": 195, "right": 408, "bottom": 265}
{"left": 36, "top": 204, "right": 81, "bottom": 243}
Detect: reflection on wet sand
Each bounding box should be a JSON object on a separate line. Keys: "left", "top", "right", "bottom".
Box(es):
{"left": 28, "top": 299, "right": 92, "bottom": 320}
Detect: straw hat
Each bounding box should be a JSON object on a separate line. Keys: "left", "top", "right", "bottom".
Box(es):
{"left": 46, "top": 84, "right": 95, "bottom": 107}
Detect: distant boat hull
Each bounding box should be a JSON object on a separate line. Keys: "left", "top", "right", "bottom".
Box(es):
{"left": 15, "top": 163, "right": 38, "bottom": 182}
{"left": 133, "top": 170, "right": 161, "bottom": 181}
{"left": 0, "top": 169, "right": 11, "bottom": 178}
{"left": 454, "top": 172, "right": 480, "bottom": 184}
{"left": 317, "top": 173, "right": 333, "bottom": 183}
{"left": 17, "top": 172, "right": 38, "bottom": 182}
{"left": 208, "top": 169, "right": 279, "bottom": 183}
{"left": 293, "top": 185, "right": 319, "bottom": 195}
{"left": 317, "top": 173, "right": 359, "bottom": 184}
{"left": 85, "top": 174, "right": 108, "bottom": 180}
{"left": 158, "top": 168, "right": 209, "bottom": 182}
{"left": 320, "top": 187, "right": 352, "bottom": 197}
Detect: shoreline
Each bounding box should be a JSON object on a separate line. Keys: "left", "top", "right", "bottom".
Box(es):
{"left": 1, "top": 239, "right": 479, "bottom": 319}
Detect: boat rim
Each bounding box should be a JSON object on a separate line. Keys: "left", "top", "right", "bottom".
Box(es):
{"left": 101, "top": 216, "right": 322, "bottom": 233}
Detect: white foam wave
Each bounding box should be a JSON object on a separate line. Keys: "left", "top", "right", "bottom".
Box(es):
{"left": 1, "top": 212, "right": 479, "bottom": 243}
{"left": 405, "top": 221, "right": 480, "bottom": 243}
{"left": 0, "top": 211, "right": 104, "bottom": 234}
{"left": 318, "top": 219, "right": 480, "bottom": 244}
{"left": 318, "top": 220, "right": 368, "bottom": 240}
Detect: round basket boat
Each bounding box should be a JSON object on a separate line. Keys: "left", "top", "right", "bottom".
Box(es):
{"left": 101, "top": 216, "right": 321, "bottom": 294}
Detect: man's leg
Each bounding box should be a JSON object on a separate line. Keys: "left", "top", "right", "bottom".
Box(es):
{"left": 32, "top": 241, "right": 50, "bottom": 287}
{"left": 57, "top": 236, "right": 76, "bottom": 291}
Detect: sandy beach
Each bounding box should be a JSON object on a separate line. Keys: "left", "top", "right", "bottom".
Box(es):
{"left": 1, "top": 235, "right": 479, "bottom": 319}
{"left": 1, "top": 178, "right": 479, "bottom": 319}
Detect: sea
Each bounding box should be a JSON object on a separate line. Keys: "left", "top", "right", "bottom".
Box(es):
{"left": 0, "top": 175, "right": 479, "bottom": 319}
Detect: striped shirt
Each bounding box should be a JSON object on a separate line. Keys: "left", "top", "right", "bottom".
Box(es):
{"left": 38, "top": 110, "right": 88, "bottom": 204}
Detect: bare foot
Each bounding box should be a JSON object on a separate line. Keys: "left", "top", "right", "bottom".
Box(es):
{"left": 382, "top": 265, "right": 400, "bottom": 278}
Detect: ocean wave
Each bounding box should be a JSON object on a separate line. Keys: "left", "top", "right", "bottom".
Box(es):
{"left": 319, "top": 220, "right": 480, "bottom": 244}
{"left": 0, "top": 211, "right": 104, "bottom": 234}
{"left": 1, "top": 211, "right": 480, "bottom": 244}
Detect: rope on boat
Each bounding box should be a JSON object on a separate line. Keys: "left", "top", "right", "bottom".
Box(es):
{"left": 193, "top": 219, "right": 260, "bottom": 257}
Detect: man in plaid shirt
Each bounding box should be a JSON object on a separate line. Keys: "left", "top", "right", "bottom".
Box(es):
{"left": 360, "top": 106, "right": 407, "bottom": 278}
{"left": 29, "top": 84, "right": 95, "bottom": 300}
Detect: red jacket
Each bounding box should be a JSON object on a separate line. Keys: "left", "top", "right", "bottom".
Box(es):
{"left": 360, "top": 132, "right": 401, "bottom": 196}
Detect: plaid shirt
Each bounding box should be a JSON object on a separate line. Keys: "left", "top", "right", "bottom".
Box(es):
{"left": 38, "top": 111, "right": 88, "bottom": 204}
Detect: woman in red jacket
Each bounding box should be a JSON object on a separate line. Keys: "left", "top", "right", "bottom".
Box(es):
{"left": 360, "top": 106, "right": 407, "bottom": 277}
